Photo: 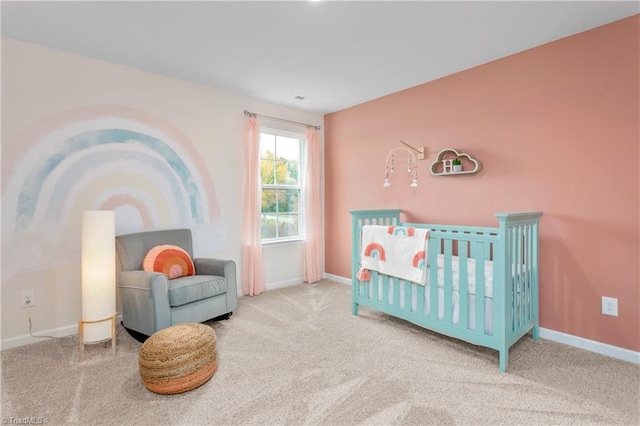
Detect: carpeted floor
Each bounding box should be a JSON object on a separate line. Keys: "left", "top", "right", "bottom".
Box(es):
{"left": 2, "top": 280, "right": 639, "bottom": 425}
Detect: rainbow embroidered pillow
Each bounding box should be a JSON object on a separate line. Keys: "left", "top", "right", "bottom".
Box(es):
{"left": 143, "top": 245, "right": 195, "bottom": 279}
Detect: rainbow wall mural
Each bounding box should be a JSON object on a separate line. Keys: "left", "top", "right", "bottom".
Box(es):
{"left": 2, "top": 105, "right": 223, "bottom": 280}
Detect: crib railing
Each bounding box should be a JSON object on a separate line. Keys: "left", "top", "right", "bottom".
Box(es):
{"left": 350, "top": 209, "right": 543, "bottom": 372}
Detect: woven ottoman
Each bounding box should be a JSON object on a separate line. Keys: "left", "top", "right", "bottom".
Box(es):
{"left": 139, "top": 323, "right": 217, "bottom": 394}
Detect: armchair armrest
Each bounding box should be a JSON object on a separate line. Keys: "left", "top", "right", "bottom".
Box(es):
{"left": 118, "top": 270, "right": 171, "bottom": 333}
{"left": 193, "top": 258, "right": 234, "bottom": 277}
{"left": 118, "top": 270, "right": 168, "bottom": 291}
{"left": 193, "top": 258, "right": 237, "bottom": 312}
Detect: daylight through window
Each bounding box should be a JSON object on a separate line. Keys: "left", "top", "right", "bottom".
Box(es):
{"left": 259, "top": 129, "right": 303, "bottom": 241}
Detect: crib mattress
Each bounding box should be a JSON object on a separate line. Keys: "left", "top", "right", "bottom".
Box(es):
{"left": 365, "top": 279, "right": 494, "bottom": 335}
{"left": 426, "top": 253, "right": 494, "bottom": 298}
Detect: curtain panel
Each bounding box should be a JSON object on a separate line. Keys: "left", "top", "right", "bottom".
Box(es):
{"left": 241, "top": 117, "right": 265, "bottom": 295}
{"left": 303, "top": 128, "right": 323, "bottom": 283}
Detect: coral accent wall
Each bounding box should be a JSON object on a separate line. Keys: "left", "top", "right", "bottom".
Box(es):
{"left": 324, "top": 16, "right": 639, "bottom": 351}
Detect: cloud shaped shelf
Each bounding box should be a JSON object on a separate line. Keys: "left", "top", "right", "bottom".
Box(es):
{"left": 430, "top": 148, "right": 482, "bottom": 176}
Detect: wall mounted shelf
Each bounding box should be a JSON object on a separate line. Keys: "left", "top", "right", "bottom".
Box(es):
{"left": 430, "top": 148, "right": 482, "bottom": 176}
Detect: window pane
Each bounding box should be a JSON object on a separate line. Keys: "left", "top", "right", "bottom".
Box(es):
{"left": 274, "top": 160, "right": 299, "bottom": 185}
{"left": 262, "top": 189, "right": 277, "bottom": 213}
{"left": 276, "top": 189, "right": 299, "bottom": 213}
{"left": 260, "top": 159, "right": 275, "bottom": 185}
{"left": 259, "top": 133, "right": 275, "bottom": 158}
{"left": 278, "top": 214, "right": 298, "bottom": 238}
{"left": 261, "top": 214, "right": 277, "bottom": 239}
{"left": 275, "top": 160, "right": 288, "bottom": 185}
{"left": 287, "top": 160, "right": 299, "bottom": 185}
{"left": 276, "top": 136, "right": 300, "bottom": 162}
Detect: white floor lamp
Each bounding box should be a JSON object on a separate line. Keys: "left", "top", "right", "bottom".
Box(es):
{"left": 78, "top": 210, "right": 117, "bottom": 361}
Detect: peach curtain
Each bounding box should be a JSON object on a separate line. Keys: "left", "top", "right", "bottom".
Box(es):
{"left": 241, "top": 117, "right": 265, "bottom": 295}
{"left": 303, "top": 127, "right": 323, "bottom": 283}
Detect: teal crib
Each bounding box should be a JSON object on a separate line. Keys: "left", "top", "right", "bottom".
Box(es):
{"left": 350, "top": 209, "right": 543, "bottom": 372}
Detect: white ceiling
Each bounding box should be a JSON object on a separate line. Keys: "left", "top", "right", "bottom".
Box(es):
{"left": 2, "top": 1, "right": 638, "bottom": 114}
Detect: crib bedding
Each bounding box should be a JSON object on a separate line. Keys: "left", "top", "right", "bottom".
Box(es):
{"left": 365, "top": 276, "right": 494, "bottom": 335}
{"left": 427, "top": 253, "right": 494, "bottom": 298}
{"left": 351, "top": 209, "right": 543, "bottom": 372}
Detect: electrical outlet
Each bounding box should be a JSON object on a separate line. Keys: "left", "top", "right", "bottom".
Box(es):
{"left": 21, "top": 290, "right": 36, "bottom": 308}
{"left": 602, "top": 296, "right": 618, "bottom": 317}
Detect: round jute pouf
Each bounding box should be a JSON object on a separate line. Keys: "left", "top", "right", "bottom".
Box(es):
{"left": 139, "top": 323, "right": 217, "bottom": 395}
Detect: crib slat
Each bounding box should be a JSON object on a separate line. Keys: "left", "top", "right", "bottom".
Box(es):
{"left": 443, "top": 239, "right": 453, "bottom": 324}
{"left": 372, "top": 270, "right": 379, "bottom": 301}
{"left": 526, "top": 224, "right": 532, "bottom": 322}
{"left": 429, "top": 237, "right": 439, "bottom": 319}
{"left": 517, "top": 225, "right": 524, "bottom": 328}
{"left": 392, "top": 277, "right": 399, "bottom": 308}
{"left": 381, "top": 275, "right": 390, "bottom": 304}
{"left": 459, "top": 240, "right": 469, "bottom": 330}
{"left": 510, "top": 227, "right": 517, "bottom": 332}
{"left": 513, "top": 226, "right": 519, "bottom": 332}
{"left": 417, "top": 282, "right": 425, "bottom": 315}
{"left": 404, "top": 280, "right": 412, "bottom": 312}
{"left": 474, "top": 240, "right": 486, "bottom": 334}
{"left": 361, "top": 281, "right": 369, "bottom": 299}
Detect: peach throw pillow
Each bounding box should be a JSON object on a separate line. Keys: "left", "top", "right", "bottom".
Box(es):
{"left": 143, "top": 245, "right": 195, "bottom": 279}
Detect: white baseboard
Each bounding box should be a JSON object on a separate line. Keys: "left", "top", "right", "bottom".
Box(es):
{"left": 236, "top": 278, "right": 305, "bottom": 297}
{"left": 539, "top": 327, "right": 640, "bottom": 365}
{"left": 326, "top": 273, "right": 640, "bottom": 365}
{"left": 266, "top": 278, "right": 304, "bottom": 291}
{"left": 1, "top": 324, "right": 78, "bottom": 350}
{"left": 323, "top": 273, "right": 351, "bottom": 285}
{"left": 236, "top": 278, "right": 304, "bottom": 297}
{"left": 2, "top": 315, "right": 121, "bottom": 350}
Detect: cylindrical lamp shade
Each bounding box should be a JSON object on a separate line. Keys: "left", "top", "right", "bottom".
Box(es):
{"left": 81, "top": 210, "right": 116, "bottom": 344}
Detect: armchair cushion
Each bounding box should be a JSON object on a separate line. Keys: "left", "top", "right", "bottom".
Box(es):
{"left": 168, "top": 275, "right": 227, "bottom": 307}
{"left": 143, "top": 244, "right": 195, "bottom": 279}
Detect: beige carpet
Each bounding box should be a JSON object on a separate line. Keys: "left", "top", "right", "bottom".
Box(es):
{"left": 2, "top": 280, "right": 638, "bottom": 425}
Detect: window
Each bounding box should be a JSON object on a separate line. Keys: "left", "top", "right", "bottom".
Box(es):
{"left": 259, "top": 128, "right": 303, "bottom": 241}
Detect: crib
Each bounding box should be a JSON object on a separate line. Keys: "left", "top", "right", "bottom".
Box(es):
{"left": 350, "top": 209, "right": 543, "bottom": 372}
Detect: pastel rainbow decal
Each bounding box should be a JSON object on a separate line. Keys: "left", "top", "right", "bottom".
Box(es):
{"left": 2, "top": 105, "right": 224, "bottom": 279}
{"left": 364, "top": 243, "right": 386, "bottom": 261}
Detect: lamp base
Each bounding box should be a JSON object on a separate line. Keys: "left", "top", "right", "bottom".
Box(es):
{"left": 78, "top": 313, "right": 117, "bottom": 361}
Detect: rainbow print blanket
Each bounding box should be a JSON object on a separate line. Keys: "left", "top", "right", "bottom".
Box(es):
{"left": 357, "top": 225, "right": 429, "bottom": 285}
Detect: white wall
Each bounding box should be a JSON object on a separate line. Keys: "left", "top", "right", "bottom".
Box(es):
{"left": 1, "top": 38, "right": 324, "bottom": 347}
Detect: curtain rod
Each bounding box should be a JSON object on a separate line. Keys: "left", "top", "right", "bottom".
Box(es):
{"left": 244, "top": 110, "right": 321, "bottom": 130}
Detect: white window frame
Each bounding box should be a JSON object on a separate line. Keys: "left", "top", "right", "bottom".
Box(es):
{"left": 259, "top": 127, "right": 305, "bottom": 244}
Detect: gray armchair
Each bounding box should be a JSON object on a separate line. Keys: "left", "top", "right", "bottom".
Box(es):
{"left": 115, "top": 228, "right": 237, "bottom": 338}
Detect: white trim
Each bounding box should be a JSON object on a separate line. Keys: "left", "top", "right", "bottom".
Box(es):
{"left": 1, "top": 324, "right": 78, "bottom": 350}
{"left": 1, "top": 314, "right": 124, "bottom": 350}
{"left": 266, "top": 278, "right": 304, "bottom": 291}
{"left": 262, "top": 238, "right": 304, "bottom": 248}
{"left": 237, "top": 278, "right": 303, "bottom": 297}
{"left": 539, "top": 327, "right": 640, "bottom": 365}
{"left": 324, "top": 272, "right": 351, "bottom": 285}
{"left": 327, "top": 273, "right": 640, "bottom": 365}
